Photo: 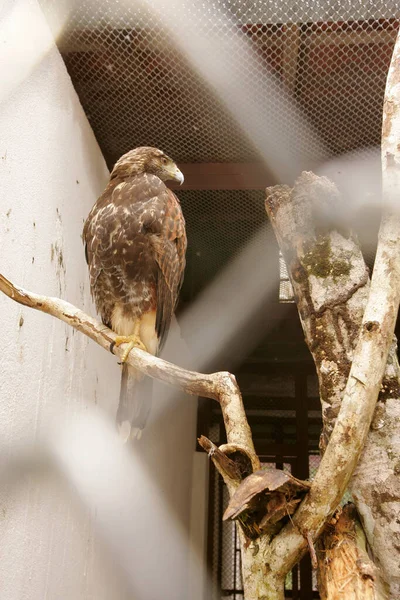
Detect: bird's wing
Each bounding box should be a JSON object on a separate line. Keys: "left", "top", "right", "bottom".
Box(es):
{"left": 83, "top": 175, "right": 162, "bottom": 325}
{"left": 145, "top": 188, "right": 187, "bottom": 348}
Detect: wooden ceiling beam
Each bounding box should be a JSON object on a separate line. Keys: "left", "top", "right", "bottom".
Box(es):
{"left": 169, "top": 162, "right": 275, "bottom": 191}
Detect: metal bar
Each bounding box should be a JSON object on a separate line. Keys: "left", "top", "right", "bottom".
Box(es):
{"left": 295, "top": 374, "right": 313, "bottom": 600}
{"left": 251, "top": 443, "right": 298, "bottom": 456}
{"left": 196, "top": 397, "right": 213, "bottom": 451}
{"left": 206, "top": 462, "right": 216, "bottom": 600}
{"left": 281, "top": 24, "right": 302, "bottom": 92}
{"left": 238, "top": 360, "right": 316, "bottom": 374}
{"left": 274, "top": 423, "right": 284, "bottom": 470}
{"left": 292, "top": 563, "right": 299, "bottom": 599}
{"left": 217, "top": 473, "right": 224, "bottom": 597}
{"left": 233, "top": 523, "right": 238, "bottom": 599}
{"left": 305, "top": 29, "right": 397, "bottom": 47}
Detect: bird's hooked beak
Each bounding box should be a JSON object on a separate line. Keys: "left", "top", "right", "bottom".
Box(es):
{"left": 168, "top": 164, "right": 184, "bottom": 185}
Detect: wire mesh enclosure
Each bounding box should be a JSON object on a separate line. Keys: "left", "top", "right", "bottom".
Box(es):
{"left": 179, "top": 189, "right": 272, "bottom": 299}
{"left": 42, "top": 0, "right": 398, "bottom": 168}
{"left": 41, "top": 0, "right": 399, "bottom": 304}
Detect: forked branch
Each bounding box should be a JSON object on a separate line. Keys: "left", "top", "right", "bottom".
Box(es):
{"left": 265, "top": 174, "right": 400, "bottom": 587}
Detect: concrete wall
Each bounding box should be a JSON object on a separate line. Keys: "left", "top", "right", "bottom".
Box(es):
{"left": 189, "top": 453, "right": 209, "bottom": 600}
{"left": 0, "top": 1, "right": 198, "bottom": 598}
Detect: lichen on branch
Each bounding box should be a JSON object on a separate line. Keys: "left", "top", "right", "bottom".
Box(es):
{"left": 265, "top": 171, "right": 400, "bottom": 595}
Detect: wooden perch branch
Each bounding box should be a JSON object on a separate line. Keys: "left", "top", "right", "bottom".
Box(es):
{"left": 0, "top": 273, "right": 259, "bottom": 473}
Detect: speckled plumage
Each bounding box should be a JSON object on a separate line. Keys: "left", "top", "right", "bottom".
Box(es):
{"left": 83, "top": 147, "right": 186, "bottom": 438}
{"left": 83, "top": 147, "right": 186, "bottom": 345}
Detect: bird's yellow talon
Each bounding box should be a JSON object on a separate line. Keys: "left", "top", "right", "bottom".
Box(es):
{"left": 114, "top": 334, "right": 147, "bottom": 362}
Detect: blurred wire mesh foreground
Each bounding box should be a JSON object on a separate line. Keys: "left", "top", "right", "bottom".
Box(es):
{"left": 0, "top": 406, "right": 208, "bottom": 600}
{"left": 1, "top": 1, "right": 399, "bottom": 599}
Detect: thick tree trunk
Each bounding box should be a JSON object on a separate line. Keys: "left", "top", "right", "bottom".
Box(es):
{"left": 266, "top": 176, "right": 370, "bottom": 449}
{"left": 265, "top": 173, "right": 400, "bottom": 595}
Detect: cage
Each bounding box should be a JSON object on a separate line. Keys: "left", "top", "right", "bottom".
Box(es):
{"left": 41, "top": 2, "right": 400, "bottom": 598}
{"left": 1, "top": 1, "right": 399, "bottom": 599}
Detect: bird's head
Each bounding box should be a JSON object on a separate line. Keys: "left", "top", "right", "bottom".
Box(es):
{"left": 111, "top": 147, "right": 184, "bottom": 185}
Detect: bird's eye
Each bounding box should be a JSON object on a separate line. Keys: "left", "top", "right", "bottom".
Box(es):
{"left": 161, "top": 156, "right": 168, "bottom": 165}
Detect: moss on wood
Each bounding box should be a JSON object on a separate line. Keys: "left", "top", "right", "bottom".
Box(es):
{"left": 302, "top": 236, "right": 351, "bottom": 280}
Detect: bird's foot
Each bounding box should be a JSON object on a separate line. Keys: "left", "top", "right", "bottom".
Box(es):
{"left": 114, "top": 334, "right": 147, "bottom": 362}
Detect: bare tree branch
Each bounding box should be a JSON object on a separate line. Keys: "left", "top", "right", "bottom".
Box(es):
{"left": 0, "top": 273, "right": 259, "bottom": 473}
{"left": 266, "top": 175, "right": 370, "bottom": 448}
{"left": 197, "top": 435, "right": 242, "bottom": 494}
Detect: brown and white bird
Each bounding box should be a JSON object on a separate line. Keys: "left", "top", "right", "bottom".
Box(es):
{"left": 83, "top": 147, "right": 186, "bottom": 440}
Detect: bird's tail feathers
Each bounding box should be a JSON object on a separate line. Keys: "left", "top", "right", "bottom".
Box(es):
{"left": 117, "top": 364, "right": 153, "bottom": 442}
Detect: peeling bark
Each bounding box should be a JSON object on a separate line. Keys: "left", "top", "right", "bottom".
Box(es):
{"left": 317, "top": 504, "right": 387, "bottom": 600}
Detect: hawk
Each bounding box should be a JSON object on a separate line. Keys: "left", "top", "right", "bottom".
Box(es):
{"left": 83, "top": 147, "right": 186, "bottom": 440}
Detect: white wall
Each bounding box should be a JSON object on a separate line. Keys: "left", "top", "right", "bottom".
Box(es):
{"left": 0, "top": 1, "right": 198, "bottom": 598}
